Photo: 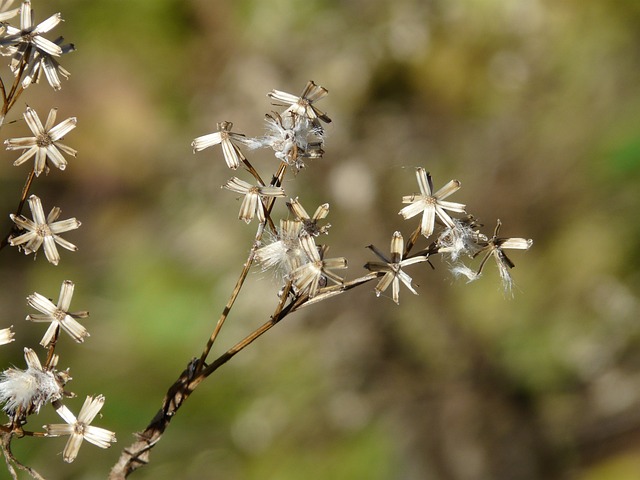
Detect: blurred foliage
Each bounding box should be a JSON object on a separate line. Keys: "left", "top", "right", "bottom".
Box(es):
{"left": 1, "top": 0, "right": 640, "bottom": 479}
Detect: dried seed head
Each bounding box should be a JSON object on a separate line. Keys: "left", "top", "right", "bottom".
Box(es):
{"left": 0, "top": 348, "right": 67, "bottom": 420}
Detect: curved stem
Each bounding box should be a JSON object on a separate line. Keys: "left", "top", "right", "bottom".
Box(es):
{"left": 1, "top": 431, "right": 46, "bottom": 480}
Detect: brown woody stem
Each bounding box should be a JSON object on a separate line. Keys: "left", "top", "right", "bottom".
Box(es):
{"left": 109, "top": 284, "right": 295, "bottom": 479}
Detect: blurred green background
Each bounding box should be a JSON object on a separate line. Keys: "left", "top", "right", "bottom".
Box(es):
{"left": 1, "top": 0, "right": 640, "bottom": 478}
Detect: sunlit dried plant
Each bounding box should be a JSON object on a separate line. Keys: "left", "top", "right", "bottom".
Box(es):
{"left": 0, "top": 3, "right": 114, "bottom": 479}
{"left": 108, "top": 78, "right": 531, "bottom": 478}
{"left": 0, "top": 2, "right": 532, "bottom": 479}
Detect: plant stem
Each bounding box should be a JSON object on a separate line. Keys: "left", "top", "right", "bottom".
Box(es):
{"left": 0, "top": 169, "right": 36, "bottom": 251}
{"left": 195, "top": 162, "right": 288, "bottom": 372}
{"left": 404, "top": 225, "right": 422, "bottom": 257}
{"left": 109, "top": 284, "right": 294, "bottom": 479}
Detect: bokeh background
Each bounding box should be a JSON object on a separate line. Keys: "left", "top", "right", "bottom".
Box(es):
{"left": 1, "top": 0, "right": 640, "bottom": 479}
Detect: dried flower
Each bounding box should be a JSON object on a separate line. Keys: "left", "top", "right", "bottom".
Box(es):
{"left": 223, "top": 177, "right": 285, "bottom": 223}
{"left": 0, "top": 327, "right": 15, "bottom": 346}
{"left": 5, "top": 107, "right": 77, "bottom": 176}
{"left": 255, "top": 220, "right": 306, "bottom": 277}
{"left": 259, "top": 112, "right": 324, "bottom": 169}
{"left": 192, "top": 121, "right": 255, "bottom": 170}
{"left": 20, "top": 36, "right": 74, "bottom": 90}
{"left": 26, "top": 280, "right": 89, "bottom": 347}
{"left": 289, "top": 234, "right": 347, "bottom": 297}
{"left": 267, "top": 80, "right": 331, "bottom": 127}
{"left": 364, "top": 231, "right": 429, "bottom": 304}
{"left": 399, "top": 168, "right": 466, "bottom": 238}
{"left": 44, "top": 395, "right": 117, "bottom": 463}
{"left": 0, "top": 348, "right": 67, "bottom": 418}
{"left": 2, "top": 1, "right": 64, "bottom": 78}
{"left": 473, "top": 220, "right": 533, "bottom": 291}
{"left": 452, "top": 220, "right": 532, "bottom": 293}
{"left": 9, "top": 194, "right": 81, "bottom": 265}
{"left": 436, "top": 217, "right": 482, "bottom": 261}
{"left": 287, "top": 197, "right": 330, "bottom": 236}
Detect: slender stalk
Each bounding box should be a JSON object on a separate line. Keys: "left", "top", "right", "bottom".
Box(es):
{"left": 0, "top": 75, "right": 7, "bottom": 110}
{"left": 1, "top": 432, "right": 46, "bottom": 480}
{"left": 0, "top": 49, "right": 33, "bottom": 252}
{"left": 196, "top": 276, "right": 378, "bottom": 391}
{"left": 293, "top": 272, "right": 379, "bottom": 310}
{"left": 16, "top": 169, "right": 35, "bottom": 214}
{"left": 4, "top": 84, "right": 24, "bottom": 116}
{"left": 404, "top": 225, "right": 422, "bottom": 257}
{"left": 242, "top": 158, "right": 267, "bottom": 187}
{"left": 5, "top": 46, "right": 29, "bottom": 107}
{"left": 44, "top": 327, "right": 60, "bottom": 370}
{"left": 2, "top": 45, "right": 30, "bottom": 119}
{"left": 0, "top": 169, "right": 36, "bottom": 251}
{"left": 243, "top": 157, "right": 277, "bottom": 232}
{"left": 195, "top": 283, "right": 293, "bottom": 386}
{"left": 194, "top": 246, "right": 257, "bottom": 372}
{"left": 195, "top": 162, "right": 288, "bottom": 372}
